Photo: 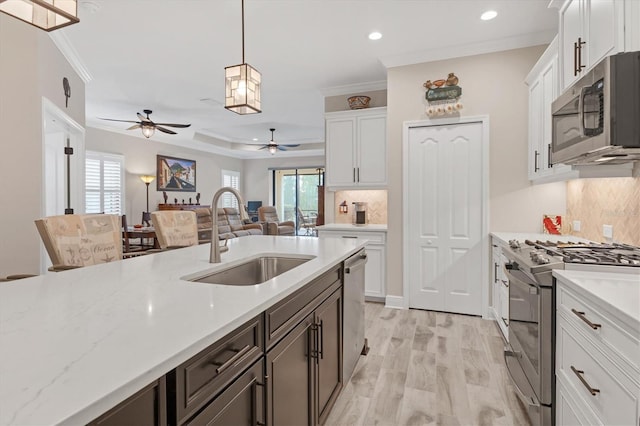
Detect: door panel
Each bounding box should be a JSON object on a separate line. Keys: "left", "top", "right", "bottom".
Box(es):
{"left": 315, "top": 290, "right": 342, "bottom": 425}
{"left": 266, "top": 313, "right": 314, "bottom": 426}
{"left": 408, "top": 122, "right": 484, "bottom": 315}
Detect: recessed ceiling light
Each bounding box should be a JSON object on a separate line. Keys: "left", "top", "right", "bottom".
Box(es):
{"left": 368, "top": 32, "right": 382, "bottom": 41}
{"left": 481, "top": 10, "right": 498, "bottom": 21}
{"left": 252, "top": 138, "right": 258, "bottom": 141}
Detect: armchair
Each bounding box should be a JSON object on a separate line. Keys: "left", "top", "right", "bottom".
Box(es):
{"left": 257, "top": 206, "right": 295, "bottom": 236}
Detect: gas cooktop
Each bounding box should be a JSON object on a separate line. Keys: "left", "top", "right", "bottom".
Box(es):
{"left": 519, "top": 239, "right": 640, "bottom": 267}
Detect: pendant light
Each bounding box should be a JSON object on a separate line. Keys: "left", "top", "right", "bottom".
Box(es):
{"left": 225, "top": 0, "right": 262, "bottom": 115}
{"left": 0, "top": 0, "right": 79, "bottom": 32}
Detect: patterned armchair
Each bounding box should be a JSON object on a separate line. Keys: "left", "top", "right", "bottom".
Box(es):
{"left": 151, "top": 211, "right": 199, "bottom": 249}
{"left": 35, "top": 214, "right": 125, "bottom": 271}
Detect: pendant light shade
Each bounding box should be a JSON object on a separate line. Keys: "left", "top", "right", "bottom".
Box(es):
{"left": 0, "top": 0, "right": 79, "bottom": 32}
{"left": 141, "top": 123, "right": 155, "bottom": 139}
{"left": 225, "top": 0, "right": 261, "bottom": 115}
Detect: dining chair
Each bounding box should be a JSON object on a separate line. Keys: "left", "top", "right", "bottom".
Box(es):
{"left": 296, "top": 207, "right": 317, "bottom": 236}
{"left": 121, "top": 214, "right": 146, "bottom": 253}
{"left": 35, "top": 214, "right": 129, "bottom": 271}
{"left": 150, "top": 210, "right": 199, "bottom": 249}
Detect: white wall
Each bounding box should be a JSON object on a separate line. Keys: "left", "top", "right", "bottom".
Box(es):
{"left": 386, "top": 45, "right": 567, "bottom": 297}
{"left": 244, "top": 156, "right": 325, "bottom": 206}
{"left": 0, "top": 15, "right": 85, "bottom": 276}
{"left": 86, "top": 128, "right": 244, "bottom": 219}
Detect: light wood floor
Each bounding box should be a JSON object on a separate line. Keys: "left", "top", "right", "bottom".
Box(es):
{"left": 326, "top": 303, "right": 532, "bottom": 426}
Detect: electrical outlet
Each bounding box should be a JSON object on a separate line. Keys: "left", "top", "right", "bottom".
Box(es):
{"left": 572, "top": 220, "right": 581, "bottom": 232}
{"left": 603, "top": 224, "right": 613, "bottom": 239}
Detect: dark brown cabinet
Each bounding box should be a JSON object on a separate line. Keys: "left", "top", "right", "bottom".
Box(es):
{"left": 185, "top": 359, "right": 265, "bottom": 426}
{"left": 266, "top": 287, "right": 343, "bottom": 426}
{"left": 87, "top": 378, "right": 166, "bottom": 426}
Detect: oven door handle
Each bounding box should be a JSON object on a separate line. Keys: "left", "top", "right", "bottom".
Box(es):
{"left": 504, "top": 347, "right": 540, "bottom": 409}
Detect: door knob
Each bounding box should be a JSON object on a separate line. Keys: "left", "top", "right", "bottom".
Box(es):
{"left": 426, "top": 240, "right": 433, "bottom": 245}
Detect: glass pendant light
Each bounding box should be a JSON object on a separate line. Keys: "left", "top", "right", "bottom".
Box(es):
{"left": 0, "top": 0, "right": 79, "bottom": 32}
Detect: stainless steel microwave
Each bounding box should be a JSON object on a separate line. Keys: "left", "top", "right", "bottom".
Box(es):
{"left": 551, "top": 51, "right": 640, "bottom": 165}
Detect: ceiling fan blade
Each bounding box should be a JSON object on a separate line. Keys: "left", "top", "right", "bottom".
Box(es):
{"left": 153, "top": 123, "right": 191, "bottom": 128}
{"left": 281, "top": 144, "right": 300, "bottom": 148}
{"left": 137, "top": 112, "right": 152, "bottom": 122}
{"left": 98, "top": 118, "right": 140, "bottom": 124}
{"left": 126, "top": 124, "right": 141, "bottom": 130}
{"left": 277, "top": 146, "right": 288, "bottom": 151}
{"left": 155, "top": 126, "right": 177, "bottom": 135}
{"left": 258, "top": 145, "right": 268, "bottom": 150}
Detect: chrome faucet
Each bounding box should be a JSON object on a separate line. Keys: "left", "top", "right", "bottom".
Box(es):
{"left": 210, "top": 186, "right": 248, "bottom": 263}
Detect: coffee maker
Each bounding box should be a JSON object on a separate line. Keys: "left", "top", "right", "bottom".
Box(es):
{"left": 352, "top": 202, "right": 368, "bottom": 225}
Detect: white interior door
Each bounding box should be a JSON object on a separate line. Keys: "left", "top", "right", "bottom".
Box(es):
{"left": 407, "top": 121, "right": 484, "bottom": 315}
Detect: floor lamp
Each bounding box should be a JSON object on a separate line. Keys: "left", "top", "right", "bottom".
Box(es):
{"left": 140, "top": 175, "right": 155, "bottom": 226}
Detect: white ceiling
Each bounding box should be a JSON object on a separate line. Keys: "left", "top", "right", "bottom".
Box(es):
{"left": 59, "top": 0, "right": 558, "bottom": 158}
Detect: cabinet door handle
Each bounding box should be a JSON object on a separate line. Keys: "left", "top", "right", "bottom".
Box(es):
{"left": 501, "top": 279, "right": 509, "bottom": 288}
{"left": 574, "top": 37, "right": 586, "bottom": 76}
{"left": 318, "top": 320, "right": 324, "bottom": 360}
{"left": 494, "top": 263, "right": 498, "bottom": 283}
{"left": 212, "top": 344, "right": 251, "bottom": 374}
{"left": 501, "top": 317, "right": 509, "bottom": 327}
{"left": 534, "top": 150, "right": 540, "bottom": 172}
{"left": 353, "top": 168, "right": 356, "bottom": 183}
{"left": 571, "top": 366, "right": 600, "bottom": 396}
{"left": 357, "top": 167, "right": 360, "bottom": 182}
{"left": 547, "top": 144, "right": 553, "bottom": 168}
{"left": 571, "top": 308, "right": 602, "bottom": 330}
{"left": 341, "top": 235, "right": 358, "bottom": 239}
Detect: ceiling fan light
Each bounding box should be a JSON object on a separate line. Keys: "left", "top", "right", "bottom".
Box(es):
{"left": 141, "top": 124, "right": 155, "bottom": 138}
{"left": 0, "top": 0, "right": 79, "bottom": 31}
{"left": 225, "top": 63, "right": 262, "bottom": 114}
{"left": 268, "top": 145, "right": 277, "bottom": 155}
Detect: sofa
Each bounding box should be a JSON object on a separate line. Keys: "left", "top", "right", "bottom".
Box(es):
{"left": 194, "top": 207, "right": 264, "bottom": 241}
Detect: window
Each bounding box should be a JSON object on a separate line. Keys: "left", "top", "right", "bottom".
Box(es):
{"left": 85, "top": 151, "right": 125, "bottom": 215}
{"left": 221, "top": 170, "right": 240, "bottom": 208}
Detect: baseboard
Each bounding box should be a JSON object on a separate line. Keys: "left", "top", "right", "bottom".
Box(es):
{"left": 384, "top": 295, "right": 406, "bottom": 310}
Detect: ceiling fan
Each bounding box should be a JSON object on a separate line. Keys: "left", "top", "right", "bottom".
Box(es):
{"left": 99, "top": 109, "right": 191, "bottom": 138}
{"left": 249, "top": 128, "right": 300, "bottom": 154}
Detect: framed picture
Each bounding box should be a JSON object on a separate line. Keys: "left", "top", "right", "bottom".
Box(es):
{"left": 156, "top": 155, "right": 196, "bottom": 192}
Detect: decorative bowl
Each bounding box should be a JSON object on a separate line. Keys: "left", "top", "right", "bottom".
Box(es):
{"left": 433, "top": 79, "right": 446, "bottom": 88}
{"left": 347, "top": 95, "right": 371, "bottom": 109}
{"left": 134, "top": 224, "right": 143, "bottom": 229}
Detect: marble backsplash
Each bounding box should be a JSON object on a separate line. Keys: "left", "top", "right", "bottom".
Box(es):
{"left": 333, "top": 190, "right": 388, "bottom": 224}
{"left": 566, "top": 177, "right": 640, "bottom": 246}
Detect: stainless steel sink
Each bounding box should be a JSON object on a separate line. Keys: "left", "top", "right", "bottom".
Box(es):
{"left": 188, "top": 255, "right": 314, "bottom": 285}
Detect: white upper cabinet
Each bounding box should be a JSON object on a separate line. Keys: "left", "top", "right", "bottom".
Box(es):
{"left": 526, "top": 38, "right": 575, "bottom": 183}
{"left": 325, "top": 107, "right": 387, "bottom": 189}
{"left": 559, "top": 0, "right": 625, "bottom": 92}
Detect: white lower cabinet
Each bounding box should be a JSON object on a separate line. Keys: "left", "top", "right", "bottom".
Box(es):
{"left": 317, "top": 229, "right": 386, "bottom": 301}
{"left": 555, "top": 277, "right": 640, "bottom": 426}
{"left": 491, "top": 238, "right": 508, "bottom": 341}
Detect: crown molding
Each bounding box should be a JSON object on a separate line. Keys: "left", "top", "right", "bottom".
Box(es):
{"left": 320, "top": 80, "right": 387, "bottom": 97}
{"left": 379, "top": 29, "right": 556, "bottom": 69}
{"left": 48, "top": 31, "right": 93, "bottom": 83}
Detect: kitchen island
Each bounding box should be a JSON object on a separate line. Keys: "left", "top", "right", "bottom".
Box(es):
{"left": 0, "top": 235, "right": 364, "bottom": 425}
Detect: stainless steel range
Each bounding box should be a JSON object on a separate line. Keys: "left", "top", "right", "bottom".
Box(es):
{"left": 501, "top": 239, "right": 640, "bottom": 426}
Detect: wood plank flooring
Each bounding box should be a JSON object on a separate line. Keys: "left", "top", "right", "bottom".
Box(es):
{"left": 326, "top": 303, "right": 532, "bottom": 426}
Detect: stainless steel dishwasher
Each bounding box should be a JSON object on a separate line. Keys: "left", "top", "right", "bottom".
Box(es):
{"left": 343, "top": 249, "right": 369, "bottom": 381}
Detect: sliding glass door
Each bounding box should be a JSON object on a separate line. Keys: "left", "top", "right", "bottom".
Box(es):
{"left": 272, "top": 168, "right": 323, "bottom": 235}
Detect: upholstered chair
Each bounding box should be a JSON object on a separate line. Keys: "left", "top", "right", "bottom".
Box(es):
{"left": 150, "top": 211, "right": 198, "bottom": 249}
{"left": 35, "top": 214, "right": 125, "bottom": 271}
{"left": 223, "top": 207, "right": 263, "bottom": 237}
{"left": 194, "top": 207, "right": 213, "bottom": 244}
{"left": 257, "top": 206, "right": 295, "bottom": 236}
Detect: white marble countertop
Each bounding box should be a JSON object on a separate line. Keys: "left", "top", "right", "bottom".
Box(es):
{"left": 317, "top": 223, "right": 388, "bottom": 232}
{"left": 491, "top": 231, "right": 591, "bottom": 246}
{"left": 0, "top": 236, "right": 365, "bottom": 426}
{"left": 553, "top": 269, "right": 640, "bottom": 330}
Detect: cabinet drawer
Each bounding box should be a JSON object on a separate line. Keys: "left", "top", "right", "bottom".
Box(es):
{"left": 265, "top": 264, "right": 341, "bottom": 350}
{"left": 318, "top": 230, "right": 385, "bottom": 244}
{"left": 556, "top": 376, "right": 602, "bottom": 426}
{"left": 556, "top": 316, "right": 640, "bottom": 426}
{"left": 558, "top": 284, "right": 639, "bottom": 372}
{"left": 171, "top": 315, "right": 263, "bottom": 423}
